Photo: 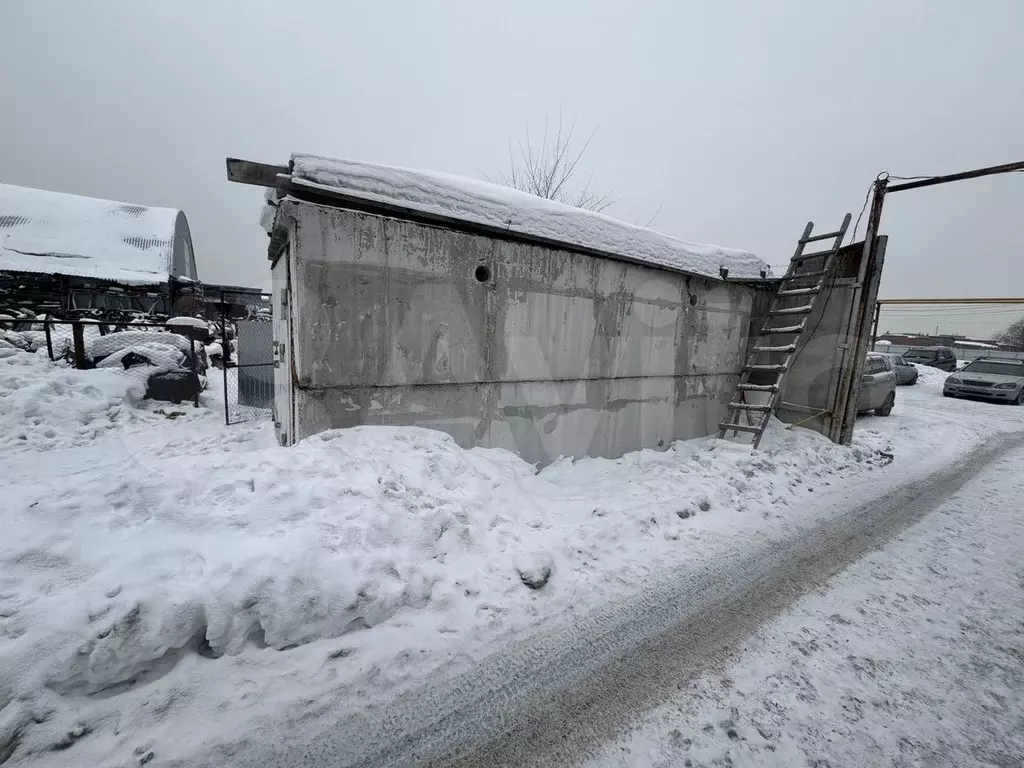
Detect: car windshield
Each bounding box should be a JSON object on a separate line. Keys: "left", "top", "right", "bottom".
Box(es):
{"left": 906, "top": 349, "right": 938, "bottom": 359}
{"left": 961, "top": 360, "right": 1024, "bottom": 377}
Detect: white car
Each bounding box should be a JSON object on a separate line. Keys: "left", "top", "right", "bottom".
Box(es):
{"left": 943, "top": 358, "right": 1024, "bottom": 404}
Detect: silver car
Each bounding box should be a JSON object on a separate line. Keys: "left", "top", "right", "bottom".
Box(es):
{"left": 884, "top": 353, "right": 919, "bottom": 385}
{"left": 943, "top": 357, "right": 1024, "bottom": 404}
{"left": 858, "top": 352, "right": 897, "bottom": 416}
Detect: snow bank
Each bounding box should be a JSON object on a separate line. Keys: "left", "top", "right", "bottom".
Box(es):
{"left": 913, "top": 363, "right": 948, "bottom": 386}
{"left": 0, "top": 349, "right": 147, "bottom": 453}
{"left": 286, "top": 154, "right": 769, "bottom": 281}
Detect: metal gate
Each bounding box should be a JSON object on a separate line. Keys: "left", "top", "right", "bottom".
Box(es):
{"left": 218, "top": 295, "right": 275, "bottom": 425}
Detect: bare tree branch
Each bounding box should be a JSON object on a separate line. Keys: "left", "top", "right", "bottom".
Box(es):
{"left": 642, "top": 204, "right": 664, "bottom": 228}
{"left": 995, "top": 317, "right": 1024, "bottom": 350}
{"left": 491, "top": 113, "right": 619, "bottom": 213}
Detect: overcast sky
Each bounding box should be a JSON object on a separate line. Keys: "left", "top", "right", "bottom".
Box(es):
{"left": 2, "top": 0, "right": 1022, "bottom": 336}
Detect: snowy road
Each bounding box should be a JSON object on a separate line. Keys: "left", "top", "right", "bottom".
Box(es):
{"left": 586, "top": 440, "right": 1024, "bottom": 767}
{"left": 242, "top": 433, "right": 1024, "bottom": 768}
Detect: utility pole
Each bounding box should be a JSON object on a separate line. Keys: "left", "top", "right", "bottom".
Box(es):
{"left": 866, "top": 159, "right": 1024, "bottom": 348}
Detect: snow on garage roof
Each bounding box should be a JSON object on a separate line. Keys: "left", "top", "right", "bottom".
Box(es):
{"left": 284, "top": 154, "right": 769, "bottom": 281}
{"left": 0, "top": 183, "right": 186, "bottom": 285}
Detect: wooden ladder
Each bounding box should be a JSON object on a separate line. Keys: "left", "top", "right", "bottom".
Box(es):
{"left": 717, "top": 213, "right": 852, "bottom": 449}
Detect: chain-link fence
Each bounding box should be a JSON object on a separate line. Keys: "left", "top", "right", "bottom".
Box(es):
{"left": 220, "top": 317, "right": 274, "bottom": 425}
{"left": 34, "top": 320, "right": 208, "bottom": 407}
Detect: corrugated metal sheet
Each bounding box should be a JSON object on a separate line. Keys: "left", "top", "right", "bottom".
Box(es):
{"left": 0, "top": 183, "right": 185, "bottom": 285}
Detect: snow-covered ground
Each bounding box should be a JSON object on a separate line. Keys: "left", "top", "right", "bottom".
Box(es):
{"left": 2, "top": 349, "right": 1023, "bottom": 766}
{"left": 585, "top": 438, "right": 1024, "bottom": 767}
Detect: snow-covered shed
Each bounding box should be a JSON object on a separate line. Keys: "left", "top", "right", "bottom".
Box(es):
{"left": 0, "top": 183, "right": 197, "bottom": 315}
{"left": 229, "top": 154, "right": 776, "bottom": 463}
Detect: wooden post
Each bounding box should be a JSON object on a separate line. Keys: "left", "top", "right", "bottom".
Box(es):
{"left": 72, "top": 323, "right": 87, "bottom": 369}
{"left": 44, "top": 318, "right": 54, "bottom": 360}
{"left": 870, "top": 301, "right": 882, "bottom": 349}
{"left": 836, "top": 176, "right": 889, "bottom": 445}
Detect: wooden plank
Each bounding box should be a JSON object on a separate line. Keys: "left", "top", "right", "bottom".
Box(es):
{"left": 225, "top": 158, "right": 290, "bottom": 187}
{"left": 717, "top": 422, "right": 761, "bottom": 434}
{"left": 799, "top": 229, "right": 844, "bottom": 243}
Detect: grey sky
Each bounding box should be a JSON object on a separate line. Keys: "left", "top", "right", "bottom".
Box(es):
{"left": 2, "top": 0, "right": 1022, "bottom": 336}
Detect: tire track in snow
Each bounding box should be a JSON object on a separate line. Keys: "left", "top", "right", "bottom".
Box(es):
{"left": 245, "top": 432, "right": 1024, "bottom": 768}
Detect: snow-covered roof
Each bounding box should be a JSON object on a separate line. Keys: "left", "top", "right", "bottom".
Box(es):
{"left": 280, "top": 154, "right": 768, "bottom": 281}
{"left": 953, "top": 340, "right": 998, "bottom": 349}
{"left": 0, "top": 183, "right": 193, "bottom": 285}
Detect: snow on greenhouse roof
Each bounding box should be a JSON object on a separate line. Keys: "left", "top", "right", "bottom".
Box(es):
{"left": 283, "top": 154, "right": 769, "bottom": 281}
{"left": 0, "top": 183, "right": 182, "bottom": 285}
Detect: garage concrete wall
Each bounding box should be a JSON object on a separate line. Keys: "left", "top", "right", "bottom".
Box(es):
{"left": 280, "top": 200, "right": 773, "bottom": 464}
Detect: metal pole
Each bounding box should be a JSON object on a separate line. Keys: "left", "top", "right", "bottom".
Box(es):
{"left": 877, "top": 297, "right": 1024, "bottom": 305}
{"left": 221, "top": 292, "right": 229, "bottom": 426}
{"left": 886, "top": 160, "right": 1024, "bottom": 193}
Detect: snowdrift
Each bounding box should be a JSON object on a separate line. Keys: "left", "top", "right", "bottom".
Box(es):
{"left": 0, "top": 347, "right": 147, "bottom": 452}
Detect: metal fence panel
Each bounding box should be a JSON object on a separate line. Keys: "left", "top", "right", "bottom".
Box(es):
{"left": 224, "top": 318, "right": 274, "bottom": 425}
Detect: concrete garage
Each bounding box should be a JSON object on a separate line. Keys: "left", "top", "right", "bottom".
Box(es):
{"left": 230, "top": 155, "right": 776, "bottom": 464}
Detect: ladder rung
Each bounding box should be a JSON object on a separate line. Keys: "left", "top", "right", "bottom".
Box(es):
{"left": 799, "top": 251, "right": 834, "bottom": 260}
{"left": 777, "top": 286, "right": 820, "bottom": 297}
{"left": 744, "top": 363, "right": 787, "bottom": 373}
{"left": 784, "top": 270, "right": 828, "bottom": 281}
{"left": 728, "top": 403, "right": 772, "bottom": 412}
{"left": 753, "top": 343, "right": 796, "bottom": 353}
{"left": 762, "top": 323, "right": 806, "bottom": 335}
{"left": 718, "top": 422, "right": 762, "bottom": 435}
{"left": 769, "top": 305, "right": 814, "bottom": 316}
{"left": 738, "top": 383, "right": 779, "bottom": 393}
{"left": 800, "top": 230, "right": 844, "bottom": 244}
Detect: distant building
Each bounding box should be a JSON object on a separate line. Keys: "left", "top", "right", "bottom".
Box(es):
{"left": 0, "top": 182, "right": 198, "bottom": 317}
{"left": 878, "top": 333, "right": 1014, "bottom": 352}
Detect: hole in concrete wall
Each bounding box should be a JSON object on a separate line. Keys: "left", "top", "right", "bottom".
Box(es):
{"left": 474, "top": 265, "right": 491, "bottom": 283}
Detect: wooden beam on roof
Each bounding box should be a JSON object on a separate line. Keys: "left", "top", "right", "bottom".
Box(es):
{"left": 225, "top": 158, "right": 290, "bottom": 187}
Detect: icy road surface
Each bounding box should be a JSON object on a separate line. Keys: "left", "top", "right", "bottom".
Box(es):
{"left": 584, "top": 439, "right": 1024, "bottom": 768}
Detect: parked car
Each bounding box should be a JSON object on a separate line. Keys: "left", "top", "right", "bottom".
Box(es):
{"left": 943, "top": 357, "right": 1024, "bottom": 404}
{"left": 884, "top": 353, "right": 919, "bottom": 385}
{"left": 859, "top": 352, "right": 897, "bottom": 416}
{"left": 903, "top": 345, "right": 957, "bottom": 372}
